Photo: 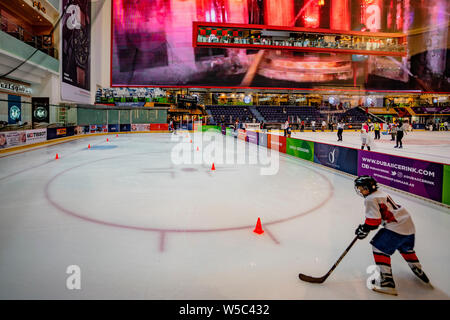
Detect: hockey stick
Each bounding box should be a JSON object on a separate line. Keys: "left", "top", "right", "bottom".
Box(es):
{"left": 299, "top": 236, "right": 358, "bottom": 284}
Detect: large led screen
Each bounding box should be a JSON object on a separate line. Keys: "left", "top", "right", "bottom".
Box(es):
{"left": 112, "top": 0, "right": 450, "bottom": 91}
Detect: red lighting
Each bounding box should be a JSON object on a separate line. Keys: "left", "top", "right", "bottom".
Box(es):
{"left": 304, "top": 1, "right": 320, "bottom": 28}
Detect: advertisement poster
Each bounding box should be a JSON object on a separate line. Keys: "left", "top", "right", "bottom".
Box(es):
{"left": 443, "top": 165, "right": 450, "bottom": 205}
{"left": 150, "top": 123, "right": 169, "bottom": 131}
{"left": 258, "top": 132, "right": 268, "bottom": 148}
{"left": 32, "top": 97, "right": 50, "bottom": 124}
{"left": 25, "top": 129, "right": 47, "bottom": 144}
{"left": 108, "top": 124, "right": 119, "bottom": 132}
{"left": 358, "top": 150, "right": 444, "bottom": 202}
{"left": 74, "top": 126, "right": 85, "bottom": 135}
{"left": 57, "top": 128, "right": 67, "bottom": 136}
{"left": 61, "top": 0, "right": 91, "bottom": 103}
{"left": 238, "top": 129, "right": 246, "bottom": 141}
{"left": 131, "top": 124, "right": 151, "bottom": 131}
{"left": 246, "top": 130, "right": 258, "bottom": 145}
{"left": 268, "top": 135, "right": 286, "bottom": 153}
{"left": 314, "top": 143, "right": 358, "bottom": 175}
{"left": 287, "top": 138, "right": 314, "bottom": 162}
{"left": 0, "top": 129, "right": 46, "bottom": 149}
{"left": 8, "top": 95, "right": 21, "bottom": 124}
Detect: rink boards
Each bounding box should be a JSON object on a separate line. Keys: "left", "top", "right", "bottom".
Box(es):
{"left": 221, "top": 126, "right": 449, "bottom": 206}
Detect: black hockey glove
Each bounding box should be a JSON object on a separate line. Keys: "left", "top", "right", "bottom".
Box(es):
{"left": 355, "top": 224, "right": 370, "bottom": 240}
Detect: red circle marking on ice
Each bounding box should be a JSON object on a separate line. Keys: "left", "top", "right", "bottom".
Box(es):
{"left": 44, "top": 155, "right": 334, "bottom": 234}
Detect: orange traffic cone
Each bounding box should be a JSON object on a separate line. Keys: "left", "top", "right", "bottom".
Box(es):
{"left": 88, "top": 144, "right": 91, "bottom": 149}
{"left": 253, "top": 217, "right": 264, "bottom": 234}
{"left": 190, "top": 139, "right": 192, "bottom": 143}
{"left": 106, "top": 138, "right": 109, "bottom": 142}
{"left": 211, "top": 163, "right": 215, "bottom": 171}
{"left": 55, "top": 153, "right": 59, "bottom": 160}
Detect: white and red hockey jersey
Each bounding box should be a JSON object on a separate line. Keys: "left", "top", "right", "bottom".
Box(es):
{"left": 364, "top": 190, "right": 415, "bottom": 235}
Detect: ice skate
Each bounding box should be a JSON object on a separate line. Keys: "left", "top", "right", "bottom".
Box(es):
{"left": 371, "top": 274, "right": 398, "bottom": 296}
{"left": 410, "top": 266, "right": 433, "bottom": 288}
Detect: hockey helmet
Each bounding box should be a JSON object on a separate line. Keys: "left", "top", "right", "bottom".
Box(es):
{"left": 354, "top": 175, "right": 378, "bottom": 197}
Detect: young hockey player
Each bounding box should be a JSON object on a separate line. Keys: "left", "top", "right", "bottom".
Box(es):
{"left": 354, "top": 175, "right": 432, "bottom": 295}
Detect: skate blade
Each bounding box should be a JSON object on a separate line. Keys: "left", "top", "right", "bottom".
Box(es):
{"left": 424, "top": 282, "right": 434, "bottom": 290}
{"left": 372, "top": 287, "right": 398, "bottom": 296}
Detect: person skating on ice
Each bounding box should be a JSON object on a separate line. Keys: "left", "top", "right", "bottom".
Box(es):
{"left": 337, "top": 120, "right": 344, "bottom": 141}
{"left": 395, "top": 120, "right": 406, "bottom": 148}
{"left": 354, "top": 176, "right": 432, "bottom": 296}
{"left": 360, "top": 129, "right": 372, "bottom": 150}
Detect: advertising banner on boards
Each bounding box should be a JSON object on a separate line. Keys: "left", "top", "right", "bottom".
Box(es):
{"left": 314, "top": 143, "right": 358, "bottom": 175}
{"left": 268, "top": 135, "right": 286, "bottom": 153}
{"left": 287, "top": 138, "right": 314, "bottom": 162}
{"left": 258, "top": 132, "right": 268, "bottom": 148}
{"left": 0, "top": 129, "right": 47, "bottom": 149}
{"left": 246, "top": 130, "right": 258, "bottom": 145}
{"left": 358, "top": 150, "right": 444, "bottom": 203}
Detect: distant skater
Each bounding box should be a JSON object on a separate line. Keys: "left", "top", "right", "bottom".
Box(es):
{"left": 395, "top": 121, "right": 405, "bottom": 149}
{"left": 337, "top": 120, "right": 344, "bottom": 141}
{"left": 360, "top": 129, "right": 372, "bottom": 151}
{"left": 374, "top": 122, "right": 381, "bottom": 140}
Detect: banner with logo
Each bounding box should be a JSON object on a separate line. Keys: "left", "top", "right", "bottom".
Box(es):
{"left": 258, "top": 133, "right": 268, "bottom": 148}
{"left": 32, "top": 97, "right": 50, "bottom": 123}
{"left": 8, "top": 95, "right": 21, "bottom": 124}
{"left": 443, "top": 165, "right": 450, "bottom": 206}
{"left": 287, "top": 138, "right": 314, "bottom": 162}
{"left": 268, "top": 135, "right": 286, "bottom": 153}
{"left": 74, "top": 126, "right": 85, "bottom": 135}
{"left": 150, "top": 123, "right": 169, "bottom": 131}
{"left": 120, "top": 124, "right": 131, "bottom": 132}
{"left": 358, "top": 150, "right": 444, "bottom": 202}
{"left": 238, "top": 129, "right": 247, "bottom": 141}
{"left": 0, "top": 129, "right": 47, "bottom": 149}
{"left": 131, "top": 124, "right": 150, "bottom": 131}
{"left": 89, "top": 125, "right": 98, "bottom": 133}
{"left": 61, "top": 0, "right": 91, "bottom": 103}
{"left": 108, "top": 124, "right": 119, "bottom": 132}
{"left": 314, "top": 143, "right": 358, "bottom": 175}
{"left": 246, "top": 130, "right": 258, "bottom": 145}
{"left": 26, "top": 129, "right": 47, "bottom": 144}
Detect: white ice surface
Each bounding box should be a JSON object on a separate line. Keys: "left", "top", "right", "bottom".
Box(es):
{"left": 0, "top": 133, "right": 449, "bottom": 299}
{"left": 269, "top": 129, "right": 450, "bottom": 164}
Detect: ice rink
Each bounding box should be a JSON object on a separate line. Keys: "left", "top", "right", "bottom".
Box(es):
{"left": 0, "top": 132, "right": 449, "bottom": 299}
{"left": 273, "top": 129, "right": 450, "bottom": 164}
